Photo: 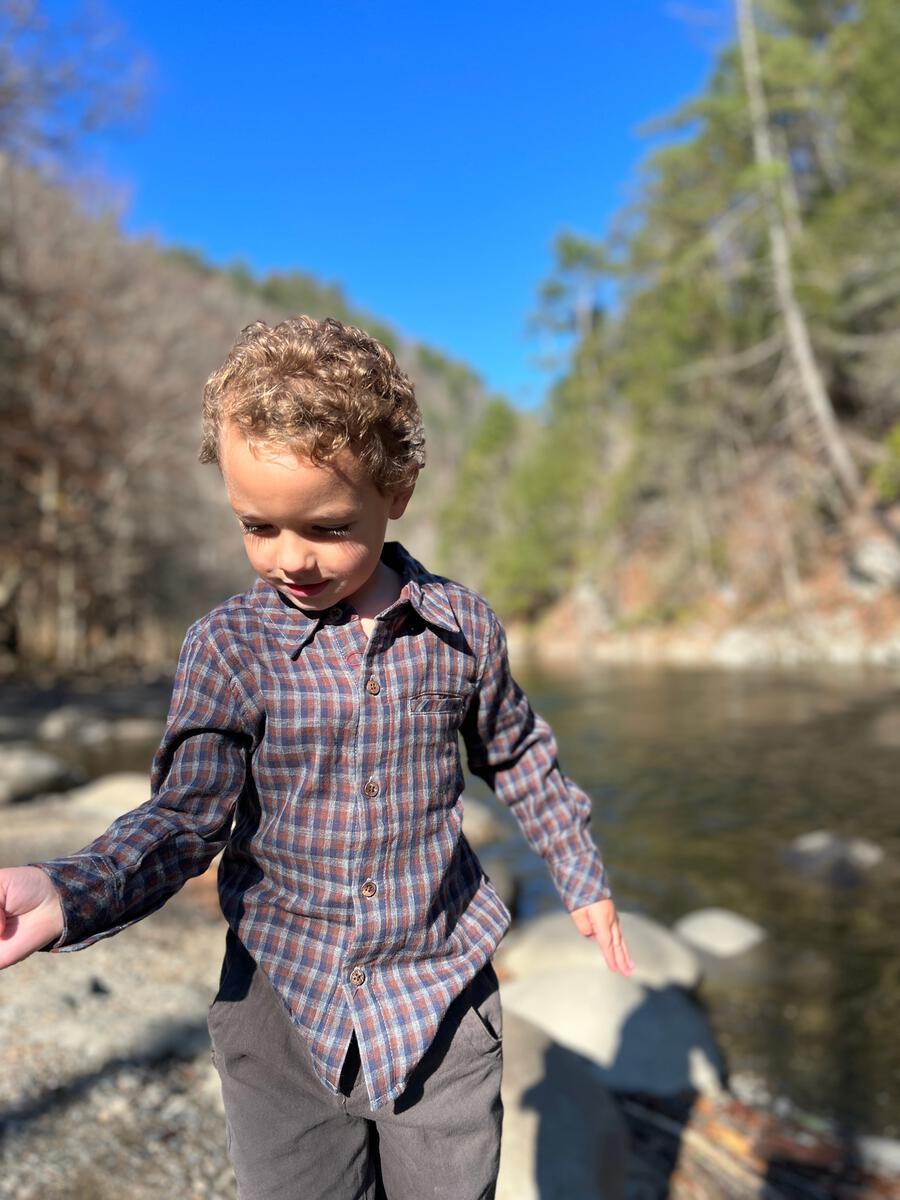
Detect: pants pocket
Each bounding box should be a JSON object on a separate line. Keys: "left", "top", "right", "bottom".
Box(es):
{"left": 463, "top": 962, "right": 503, "bottom": 1050}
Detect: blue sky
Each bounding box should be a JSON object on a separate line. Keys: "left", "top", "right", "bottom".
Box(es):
{"left": 61, "top": 0, "right": 732, "bottom": 406}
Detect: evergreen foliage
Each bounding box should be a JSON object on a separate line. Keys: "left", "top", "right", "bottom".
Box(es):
{"left": 440, "top": 0, "right": 900, "bottom": 621}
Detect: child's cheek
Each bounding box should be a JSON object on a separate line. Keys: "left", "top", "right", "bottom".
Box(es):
{"left": 245, "top": 541, "right": 270, "bottom": 574}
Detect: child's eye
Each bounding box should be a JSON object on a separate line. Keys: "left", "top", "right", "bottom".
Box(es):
{"left": 313, "top": 525, "right": 352, "bottom": 538}
{"left": 239, "top": 520, "right": 272, "bottom": 536}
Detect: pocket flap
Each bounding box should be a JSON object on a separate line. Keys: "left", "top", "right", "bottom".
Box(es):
{"left": 408, "top": 692, "right": 466, "bottom": 715}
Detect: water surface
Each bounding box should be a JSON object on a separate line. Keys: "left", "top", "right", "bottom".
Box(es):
{"left": 501, "top": 663, "right": 900, "bottom": 1139}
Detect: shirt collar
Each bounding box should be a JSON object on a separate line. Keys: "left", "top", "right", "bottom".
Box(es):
{"left": 249, "top": 541, "right": 460, "bottom": 659}
{"left": 383, "top": 542, "right": 461, "bottom": 635}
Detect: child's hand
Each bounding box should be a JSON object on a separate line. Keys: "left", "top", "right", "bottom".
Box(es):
{"left": 570, "top": 897, "right": 634, "bottom": 976}
{"left": 0, "top": 866, "right": 64, "bottom": 968}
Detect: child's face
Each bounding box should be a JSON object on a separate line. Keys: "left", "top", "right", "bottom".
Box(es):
{"left": 219, "top": 423, "right": 413, "bottom": 614}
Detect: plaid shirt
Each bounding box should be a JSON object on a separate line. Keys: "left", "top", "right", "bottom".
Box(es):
{"left": 37, "top": 543, "right": 611, "bottom": 1108}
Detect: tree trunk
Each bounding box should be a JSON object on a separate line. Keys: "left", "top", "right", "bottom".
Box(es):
{"left": 735, "top": 0, "right": 861, "bottom": 503}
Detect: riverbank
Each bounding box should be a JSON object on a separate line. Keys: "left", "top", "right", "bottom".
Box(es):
{"left": 510, "top": 585, "right": 900, "bottom": 667}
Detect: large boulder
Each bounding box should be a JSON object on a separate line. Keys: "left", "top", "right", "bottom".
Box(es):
{"left": 478, "top": 850, "right": 521, "bottom": 918}
{"left": 37, "top": 705, "right": 162, "bottom": 746}
{"left": 2, "top": 774, "right": 154, "bottom": 866}
{"left": 64, "top": 773, "right": 151, "bottom": 831}
{"left": 497, "top": 910, "right": 701, "bottom": 991}
{"left": 501, "top": 967, "right": 726, "bottom": 1099}
{"left": 0, "top": 743, "right": 81, "bottom": 805}
{"left": 498, "top": 1010, "right": 628, "bottom": 1200}
{"left": 461, "top": 793, "right": 505, "bottom": 847}
{"left": 673, "top": 908, "right": 766, "bottom": 958}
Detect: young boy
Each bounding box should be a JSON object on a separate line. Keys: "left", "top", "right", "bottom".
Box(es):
{"left": 0, "top": 316, "right": 633, "bottom": 1200}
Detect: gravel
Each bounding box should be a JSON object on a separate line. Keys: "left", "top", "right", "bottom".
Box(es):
{"left": 0, "top": 880, "right": 237, "bottom": 1199}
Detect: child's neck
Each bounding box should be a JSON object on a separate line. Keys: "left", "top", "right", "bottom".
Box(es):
{"left": 349, "top": 559, "right": 404, "bottom": 637}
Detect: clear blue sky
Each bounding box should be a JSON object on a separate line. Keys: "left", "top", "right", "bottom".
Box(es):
{"left": 62, "top": 0, "right": 733, "bottom": 407}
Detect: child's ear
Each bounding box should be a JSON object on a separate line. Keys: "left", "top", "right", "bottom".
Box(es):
{"left": 388, "top": 481, "right": 416, "bottom": 520}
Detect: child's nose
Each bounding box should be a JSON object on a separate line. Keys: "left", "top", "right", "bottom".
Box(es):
{"left": 277, "top": 533, "right": 317, "bottom": 576}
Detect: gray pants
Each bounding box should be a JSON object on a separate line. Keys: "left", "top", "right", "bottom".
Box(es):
{"left": 207, "top": 938, "right": 503, "bottom": 1200}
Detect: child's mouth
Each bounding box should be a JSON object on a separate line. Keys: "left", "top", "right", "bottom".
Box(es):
{"left": 281, "top": 580, "right": 329, "bottom": 598}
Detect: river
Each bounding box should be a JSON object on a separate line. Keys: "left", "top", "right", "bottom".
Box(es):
{"left": 492, "top": 662, "right": 900, "bottom": 1140}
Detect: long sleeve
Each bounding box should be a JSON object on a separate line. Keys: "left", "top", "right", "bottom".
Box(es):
{"left": 35, "top": 623, "right": 256, "bottom": 951}
{"left": 461, "top": 607, "right": 611, "bottom": 912}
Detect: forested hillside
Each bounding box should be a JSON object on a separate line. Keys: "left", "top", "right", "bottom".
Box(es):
{"left": 440, "top": 0, "right": 900, "bottom": 640}
{"left": 0, "top": 0, "right": 497, "bottom": 674}
{"left": 0, "top": 159, "right": 492, "bottom": 673}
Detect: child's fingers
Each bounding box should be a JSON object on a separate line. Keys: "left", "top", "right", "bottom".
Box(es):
{"left": 590, "top": 914, "right": 633, "bottom": 976}
{"left": 611, "top": 928, "right": 634, "bottom": 975}
{"left": 598, "top": 926, "right": 633, "bottom": 976}
{"left": 570, "top": 901, "right": 635, "bottom": 976}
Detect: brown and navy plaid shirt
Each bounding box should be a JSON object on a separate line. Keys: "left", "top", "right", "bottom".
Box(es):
{"left": 37, "top": 543, "right": 611, "bottom": 1108}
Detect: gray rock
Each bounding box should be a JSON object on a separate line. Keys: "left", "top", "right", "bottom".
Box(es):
{"left": 107, "top": 716, "right": 162, "bottom": 743}
{"left": 673, "top": 908, "right": 766, "bottom": 958}
{"left": 501, "top": 967, "right": 726, "bottom": 1099}
{"left": 0, "top": 774, "right": 184, "bottom": 873}
{"left": 855, "top": 1134, "right": 900, "bottom": 1176}
{"left": 37, "top": 704, "right": 107, "bottom": 742}
{"left": 782, "top": 830, "right": 885, "bottom": 887}
{"left": 847, "top": 537, "right": 900, "bottom": 591}
{"left": 64, "top": 773, "right": 151, "bottom": 830}
{"left": 461, "top": 793, "right": 505, "bottom": 847}
{"left": 0, "top": 743, "right": 80, "bottom": 805}
{"left": 38, "top": 706, "right": 161, "bottom": 746}
{"left": 498, "top": 1010, "right": 628, "bottom": 1200}
{"left": 478, "top": 853, "right": 521, "bottom": 917}
{"left": 497, "top": 910, "right": 702, "bottom": 991}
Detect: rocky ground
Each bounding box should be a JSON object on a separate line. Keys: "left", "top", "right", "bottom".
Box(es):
{"left": 0, "top": 885, "right": 234, "bottom": 1200}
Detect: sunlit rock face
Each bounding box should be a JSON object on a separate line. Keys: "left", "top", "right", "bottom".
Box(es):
{"left": 673, "top": 907, "right": 767, "bottom": 958}
{"left": 501, "top": 967, "right": 726, "bottom": 1099}
{"left": 497, "top": 909, "right": 702, "bottom": 991}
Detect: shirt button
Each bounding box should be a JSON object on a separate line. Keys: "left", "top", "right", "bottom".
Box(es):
{"left": 365, "top": 678, "right": 381, "bottom": 696}
{"left": 361, "top": 879, "right": 378, "bottom": 898}
{"left": 363, "top": 779, "right": 380, "bottom": 798}
{"left": 327, "top": 606, "right": 342, "bottom": 621}
{"left": 350, "top": 967, "right": 366, "bottom": 987}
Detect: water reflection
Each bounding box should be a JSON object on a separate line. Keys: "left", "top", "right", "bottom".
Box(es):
{"left": 511, "top": 664, "right": 900, "bottom": 1139}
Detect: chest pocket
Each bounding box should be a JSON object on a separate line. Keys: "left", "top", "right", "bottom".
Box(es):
{"left": 408, "top": 692, "right": 467, "bottom": 717}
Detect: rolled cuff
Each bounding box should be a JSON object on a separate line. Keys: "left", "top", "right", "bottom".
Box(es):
{"left": 31, "top": 855, "right": 121, "bottom": 952}
{"left": 544, "top": 846, "right": 612, "bottom": 912}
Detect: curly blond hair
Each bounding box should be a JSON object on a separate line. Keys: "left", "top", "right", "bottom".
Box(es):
{"left": 200, "top": 315, "right": 426, "bottom": 492}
